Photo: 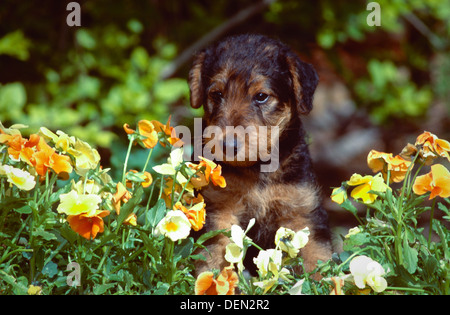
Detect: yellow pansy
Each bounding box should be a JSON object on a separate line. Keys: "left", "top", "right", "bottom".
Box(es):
{"left": 67, "top": 139, "right": 100, "bottom": 176}
{"left": 347, "top": 173, "right": 388, "bottom": 204}
{"left": 27, "top": 285, "right": 42, "bottom": 295}
{"left": 274, "top": 227, "right": 309, "bottom": 258}
{"left": 1, "top": 165, "right": 36, "bottom": 191}
{"left": 154, "top": 210, "right": 191, "bottom": 242}
{"left": 413, "top": 164, "right": 450, "bottom": 200}
{"left": 349, "top": 255, "right": 387, "bottom": 293}
{"left": 57, "top": 190, "right": 102, "bottom": 217}
{"left": 331, "top": 186, "right": 347, "bottom": 205}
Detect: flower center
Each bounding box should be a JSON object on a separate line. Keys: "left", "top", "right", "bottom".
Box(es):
{"left": 165, "top": 221, "right": 178, "bottom": 232}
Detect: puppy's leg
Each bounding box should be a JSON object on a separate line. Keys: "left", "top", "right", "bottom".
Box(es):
{"left": 194, "top": 208, "right": 240, "bottom": 275}
{"left": 277, "top": 206, "right": 332, "bottom": 277}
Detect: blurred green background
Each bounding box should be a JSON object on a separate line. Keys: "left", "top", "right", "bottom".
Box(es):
{"left": 0, "top": 0, "right": 449, "bottom": 208}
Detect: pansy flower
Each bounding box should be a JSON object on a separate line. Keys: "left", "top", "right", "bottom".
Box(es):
{"left": 413, "top": 164, "right": 450, "bottom": 199}
{"left": 112, "top": 182, "right": 132, "bottom": 215}
{"left": 415, "top": 131, "right": 450, "bottom": 162}
{"left": 331, "top": 186, "right": 347, "bottom": 205}
{"left": 349, "top": 255, "right": 387, "bottom": 293}
{"left": 274, "top": 227, "right": 309, "bottom": 258}
{"left": 224, "top": 219, "right": 255, "bottom": 271}
{"left": 33, "top": 137, "right": 73, "bottom": 177}
{"left": 151, "top": 116, "right": 183, "bottom": 147}
{"left": 0, "top": 165, "right": 36, "bottom": 191}
{"left": 367, "top": 150, "right": 411, "bottom": 183}
{"left": 67, "top": 210, "right": 110, "bottom": 240}
{"left": 67, "top": 138, "right": 100, "bottom": 176}
{"left": 195, "top": 265, "right": 238, "bottom": 295}
{"left": 126, "top": 170, "right": 153, "bottom": 188}
{"left": 198, "top": 156, "right": 226, "bottom": 188}
{"left": 173, "top": 195, "right": 206, "bottom": 232}
{"left": 347, "top": 173, "right": 388, "bottom": 204}
{"left": 57, "top": 190, "right": 102, "bottom": 217}
{"left": 154, "top": 210, "right": 191, "bottom": 242}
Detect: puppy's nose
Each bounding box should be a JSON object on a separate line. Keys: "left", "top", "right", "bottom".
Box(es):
{"left": 223, "top": 137, "right": 239, "bottom": 158}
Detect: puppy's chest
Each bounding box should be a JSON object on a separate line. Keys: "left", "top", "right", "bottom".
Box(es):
{"left": 202, "top": 171, "right": 318, "bottom": 220}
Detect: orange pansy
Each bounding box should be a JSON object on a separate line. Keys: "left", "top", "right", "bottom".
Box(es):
{"left": 195, "top": 265, "right": 238, "bottom": 295}
{"left": 123, "top": 213, "right": 137, "bottom": 226}
{"left": 151, "top": 116, "right": 183, "bottom": 147}
{"left": 33, "top": 138, "right": 73, "bottom": 177}
{"left": 173, "top": 197, "right": 206, "bottom": 232}
{"left": 415, "top": 131, "right": 450, "bottom": 162}
{"left": 367, "top": 150, "right": 411, "bottom": 183}
{"left": 112, "top": 182, "right": 132, "bottom": 215}
{"left": 137, "top": 120, "right": 159, "bottom": 149}
{"left": 413, "top": 164, "right": 450, "bottom": 200}
{"left": 123, "top": 123, "right": 135, "bottom": 135}
{"left": 198, "top": 156, "right": 226, "bottom": 188}
{"left": 0, "top": 132, "right": 40, "bottom": 162}
{"left": 67, "top": 210, "right": 110, "bottom": 240}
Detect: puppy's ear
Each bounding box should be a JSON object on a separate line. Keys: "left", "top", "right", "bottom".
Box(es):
{"left": 286, "top": 53, "right": 319, "bottom": 115}
{"left": 188, "top": 51, "right": 206, "bottom": 109}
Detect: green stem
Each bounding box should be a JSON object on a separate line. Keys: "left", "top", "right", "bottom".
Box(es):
{"left": 165, "top": 238, "right": 175, "bottom": 288}
{"left": 174, "top": 170, "right": 200, "bottom": 206}
{"left": 28, "top": 205, "right": 39, "bottom": 283}
{"left": 158, "top": 175, "right": 164, "bottom": 200}
{"left": 142, "top": 148, "right": 153, "bottom": 173}
{"left": 427, "top": 198, "right": 437, "bottom": 247}
{"left": 97, "top": 243, "right": 111, "bottom": 272}
{"left": 122, "top": 137, "right": 135, "bottom": 184}
{"left": 111, "top": 246, "right": 145, "bottom": 274}
{"left": 0, "top": 248, "right": 33, "bottom": 264}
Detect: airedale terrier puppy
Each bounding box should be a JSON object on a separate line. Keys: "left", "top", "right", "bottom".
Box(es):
{"left": 188, "top": 34, "right": 332, "bottom": 275}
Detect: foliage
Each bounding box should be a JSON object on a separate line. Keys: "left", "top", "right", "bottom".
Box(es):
{"left": 0, "top": 23, "right": 190, "bottom": 149}
{"left": 0, "top": 119, "right": 223, "bottom": 294}
{"left": 1, "top": 0, "right": 450, "bottom": 295}
{"left": 1, "top": 0, "right": 449, "bottom": 142}
{"left": 1, "top": 122, "right": 449, "bottom": 295}
{"left": 328, "top": 131, "right": 450, "bottom": 294}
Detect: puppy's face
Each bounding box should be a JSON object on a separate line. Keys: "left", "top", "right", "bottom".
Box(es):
{"left": 189, "top": 35, "right": 318, "bottom": 167}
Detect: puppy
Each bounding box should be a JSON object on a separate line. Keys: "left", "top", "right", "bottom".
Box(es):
{"left": 188, "top": 34, "right": 332, "bottom": 275}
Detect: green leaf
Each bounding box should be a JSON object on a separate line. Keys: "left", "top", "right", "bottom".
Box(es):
{"left": 115, "top": 186, "right": 143, "bottom": 231}
{"left": 0, "top": 82, "right": 27, "bottom": 121}
{"left": 93, "top": 283, "right": 115, "bottom": 295}
{"left": 0, "top": 30, "right": 31, "bottom": 60}
{"left": 343, "top": 232, "right": 371, "bottom": 251}
{"left": 402, "top": 238, "right": 418, "bottom": 274}
{"left": 423, "top": 255, "right": 438, "bottom": 279}
{"left": 14, "top": 205, "right": 32, "bottom": 214}
{"left": 340, "top": 198, "right": 358, "bottom": 217}
{"left": 153, "top": 282, "right": 170, "bottom": 295}
{"left": 34, "top": 227, "right": 57, "bottom": 241}
{"left": 60, "top": 224, "right": 78, "bottom": 244}
{"left": 140, "top": 232, "right": 161, "bottom": 260}
{"left": 76, "top": 29, "right": 96, "bottom": 50}
{"left": 146, "top": 198, "right": 167, "bottom": 229}
{"left": 42, "top": 261, "right": 58, "bottom": 278}
{"left": 0, "top": 271, "right": 28, "bottom": 294}
{"left": 174, "top": 237, "right": 194, "bottom": 260}
{"left": 195, "top": 229, "right": 226, "bottom": 246}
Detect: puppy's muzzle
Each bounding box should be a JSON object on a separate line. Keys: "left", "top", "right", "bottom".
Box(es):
{"left": 223, "top": 136, "right": 239, "bottom": 158}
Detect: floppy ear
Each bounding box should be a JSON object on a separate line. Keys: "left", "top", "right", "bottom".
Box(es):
{"left": 188, "top": 51, "right": 206, "bottom": 109}
{"left": 286, "top": 53, "right": 319, "bottom": 115}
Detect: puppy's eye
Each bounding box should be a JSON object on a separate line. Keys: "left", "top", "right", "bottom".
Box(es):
{"left": 209, "top": 91, "right": 223, "bottom": 102}
{"left": 254, "top": 93, "right": 269, "bottom": 104}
